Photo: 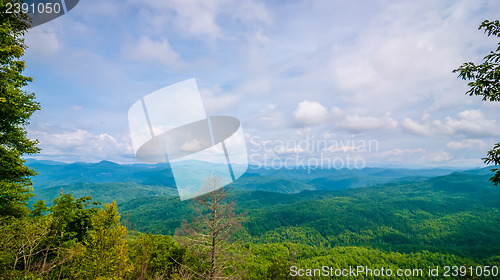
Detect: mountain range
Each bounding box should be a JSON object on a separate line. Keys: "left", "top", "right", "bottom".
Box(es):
{"left": 27, "top": 158, "right": 475, "bottom": 205}
{"left": 24, "top": 159, "right": 500, "bottom": 263}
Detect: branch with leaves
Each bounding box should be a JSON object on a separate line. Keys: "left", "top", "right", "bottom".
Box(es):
{"left": 454, "top": 19, "right": 500, "bottom": 185}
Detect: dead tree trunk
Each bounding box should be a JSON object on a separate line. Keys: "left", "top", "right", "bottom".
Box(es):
{"left": 176, "top": 175, "right": 241, "bottom": 280}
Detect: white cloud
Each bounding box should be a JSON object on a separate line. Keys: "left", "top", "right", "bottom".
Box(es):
{"left": 375, "top": 148, "right": 452, "bottom": 165}
{"left": 180, "top": 138, "right": 208, "bottom": 152}
{"left": 29, "top": 127, "right": 131, "bottom": 161}
{"left": 402, "top": 110, "right": 500, "bottom": 138}
{"left": 338, "top": 113, "right": 397, "bottom": 133}
{"left": 233, "top": 0, "right": 271, "bottom": 26}
{"left": 379, "top": 148, "right": 426, "bottom": 158}
{"left": 75, "top": 0, "right": 122, "bottom": 17}
{"left": 24, "top": 29, "right": 60, "bottom": 56}
{"left": 324, "top": 0, "right": 498, "bottom": 116}
{"left": 275, "top": 145, "right": 304, "bottom": 155}
{"left": 247, "top": 104, "right": 288, "bottom": 130}
{"left": 123, "top": 36, "right": 182, "bottom": 68}
{"left": 447, "top": 139, "right": 487, "bottom": 150}
{"left": 199, "top": 85, "right": 241, "bottom": 114}
{"left": 132, "top": 0, "right": 271, "bottom": 41}
{"left": 329, "top": 106, "right": 343, "bottom": 119}
{"left": 294, "top": 100, "right": 328, "bottom": 126}
{"left": 167, "top": 0, "right": 225, "bottom": 40}
{"left": 439, "top": 110, "right": 500, "bottom": 137}
{"left": 401, "top": 118, "right": 433, "bottom": 136}
{"left": 420, "top": 151, "right": 453, "bottom": 163}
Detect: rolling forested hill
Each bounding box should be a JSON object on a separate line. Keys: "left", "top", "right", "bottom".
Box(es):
{"left": 26, "top": 159, "right": 500, "bottom": 279}
{"left": 118, "top": 170, "right": 500, "bottom": 259}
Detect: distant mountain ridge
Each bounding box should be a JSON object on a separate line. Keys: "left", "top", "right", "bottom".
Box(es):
{"left": 26, "top": 159, "right": 176, "bottom": 189}
{"left": 25, "top": 158, "right": 495, "bottom": 205}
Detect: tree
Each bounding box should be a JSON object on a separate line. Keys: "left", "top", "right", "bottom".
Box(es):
{"left": 129, "top": 233, "right": 185, "bottom": 280}
{"left": 0, "top": 0, "right": 40, "bottom": 217}
{"left": 11, "top": 216, "right": 53, "bottom": 273}
{"left": 71, "top": 201, "right": 133, "bottom": 279}
{"left": 454, "top": 19, "right": 500, "bottom": 185}
{"left": 175, "top": 175, "right": 242, "bottom": 280}
{"left": 265, "top": 258, "right": 293, "bottom": 280}
{"left": 30, "top": 200, "right": 49, "bottom": 217}
{"left": 50, "top": 193, "right": 100, "bottom": 242}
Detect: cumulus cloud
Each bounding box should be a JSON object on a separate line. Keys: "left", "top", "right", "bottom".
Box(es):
{"left": 375, "top": 148, "right": 451, "bottom": 165}
{"left": 337, "top": 113, "right": 398, "bottom": 133}
{"left": 200, "top": 85, "right": 241, "bottom": 114}
{"left": 275, "top": 145, "right": 305, "bottom": 155}
{"left": 247, "top": 104, "right": 288, "bottom": 130}
{"left": 24, "top": 30, "right": 60, "bottom": 56}
{"left": 180, "top": 138, "right": 208, "bottom": 152}
{"left": 401, "top": 118, "right": 433, "bottom": 136}
{"left": 166, "top": 0, "right": 224, "bottom": 40}
{"left": 329, "top": 106, "right": 343, "bottom": 119}
{"left": 447, "top": 139, "right": 487, "bottom": 150}
{"left": 123, "top": 36, "right": 182, "bottom": 68}
{"left": 235, "top": 0, "right": 271, "bottom": 25}
{"left": 439, "top": 110, "right": 500, "bottom": 137}
{"left": 403, "top": 110, "right": 500, "bottom": 138}
{"left": 379, "top": 148, "right": 426, "bottom": 158}
{"left": 29, "top": 126, "right": 131, "bottom": 162}
{"left": 132, "top": 0, "right": 271, "bottom": 41}
{"left": 321, "top": 0, "right": 499, "bottom": 118}
{"left": 294, "top": 100, "right": 329, "bottom": 126}
{"left": 420, "top": 151, "right": 453, "bottom": 163}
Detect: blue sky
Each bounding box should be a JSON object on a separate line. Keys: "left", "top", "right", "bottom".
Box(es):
{"left": 23, "top": 0, "right": 500, "bottom": 168}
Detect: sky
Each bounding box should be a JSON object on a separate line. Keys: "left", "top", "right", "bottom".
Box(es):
{"left": 23, "top": 0, "right": 500, "bottom": 169}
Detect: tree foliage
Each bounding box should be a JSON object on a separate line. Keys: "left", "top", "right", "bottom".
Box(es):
{"left": 0, "top": 0, "right": 40, "bottom": 217}
{"left": 70, "top": 201, "right": 133, "bottom": 280}
{"left": 129, "top": 233, "right": 185, "bottom": 280}
{"left": 1, "top": 173, "right": 500, "bottom": 279}
{"left": 454, "top": 19, "right": 500, "bottom": 185}
{"left": 0, "top": 193, "right": 103, "bottom": 279}
{"left": 50, "top": 193, "right": 100, "bottom": 242}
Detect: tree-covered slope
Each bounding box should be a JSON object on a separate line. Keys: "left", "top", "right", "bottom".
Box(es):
{"left": 119, "top": 170, "right": 500, "bottom": 262}
{"left": 32, "top": 182, "right": 177, "bottom": 205}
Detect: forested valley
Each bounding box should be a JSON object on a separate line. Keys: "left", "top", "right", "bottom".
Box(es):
{"left": 2, "top": 162, "right": 500, "bottom": 279}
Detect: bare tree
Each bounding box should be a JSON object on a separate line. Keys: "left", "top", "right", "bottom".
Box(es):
{"left": 12, "top": 217, "right": 52, "bottom": 272}
{"left": 7, "top": 216, "right": 78, "bottom": 277}
{"left": 175, "top": 175, "right": 242, "bottom": 280}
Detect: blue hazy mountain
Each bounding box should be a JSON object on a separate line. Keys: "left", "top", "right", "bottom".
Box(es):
{"left": 26, "top": 158, "right": 490, "bottom": 205}
{"left": 26, "top": 159, "right": 176, "bottom": 189}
